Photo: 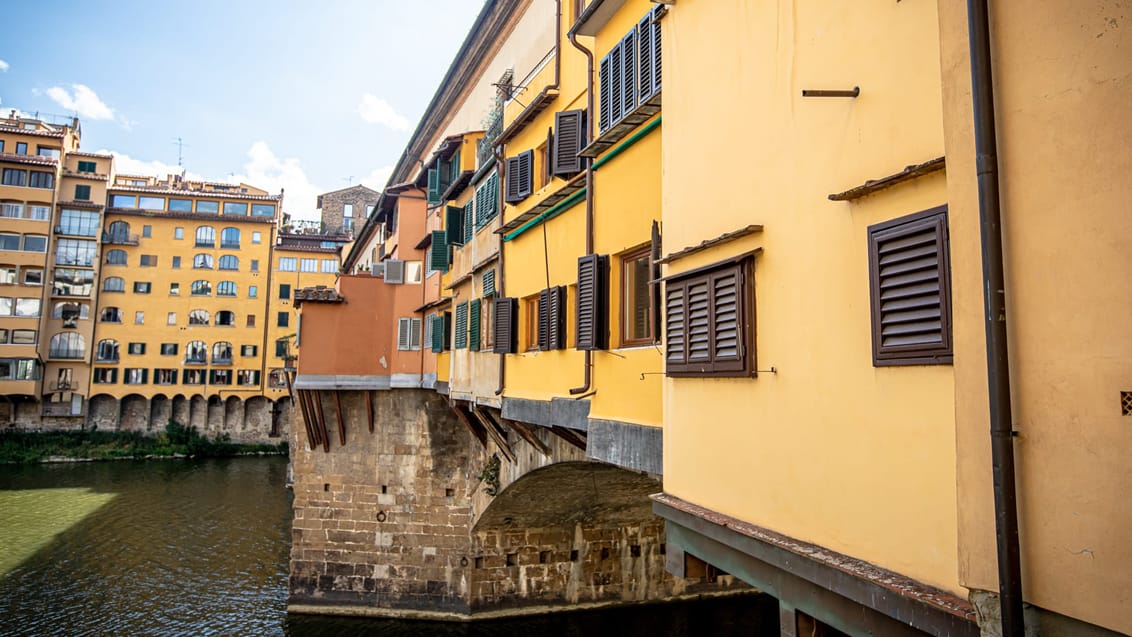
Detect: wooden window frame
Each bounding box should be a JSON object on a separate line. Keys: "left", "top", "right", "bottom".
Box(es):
{"left": 867, "top": 205, "right": 953, "bottom": 366}
{"left": 524, "top": 295, "right": 540, "bottom": 351}
{"left": 620, "top": 245, "right": 653, "bottom": 347}
{"left": 664, "top": 257, "right": 756, "bottom": 378}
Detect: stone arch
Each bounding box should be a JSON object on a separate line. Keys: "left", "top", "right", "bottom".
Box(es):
{"left": 268, "top": 396, "right": 291, "bottom": 438}
{"left": 88, "top": 394, "right": 119, "bottom": 431}
{"left": 119, "top": 394, "right": 149, "bottom": 432}
{"left": 223, "top": 395, "right": 244, "bottom": 433}
{"left": 189, "top": 394, "right": 208, "bottom": 430}
{"left": 206, "top": 395, "right": 225, "bottom": 434}
{"left": 171, "top": 394, "right": 190, "bottom": 427}
{"left": 149, "top": 393, "right": 171, "bottom": 432}
{"left": 243, "top": 396, "right": 271, "bottom": 440}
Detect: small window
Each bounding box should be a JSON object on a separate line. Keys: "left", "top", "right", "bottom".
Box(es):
{"left": 299, "top": 258, "right": 317, "bottom": 273}
{"left": 223, "top": 202, "right": 248, "bottom": 216}
{"left": 133, "top": 281, "right": 151, "bottom": 294}
{"left": 250, "top": 259, "right": 260, "bottom": 272}
{"left": 15, "top": 142, "right": 27, "bottom": 155}
{"left": 77, "top": 160, "right": 97, "bottom": 173}
{"left": 191, "top": 280, "right": 211, "bottom": 296}
{"left": 128, "top": 342, "right": 146, "bottom": 355}
{"left": 167, "top": 312, "right": 177, "bottom": 325}
{"left": 217, "top": 281, "right": 237, "bottom": 297}
{"left": 138, "top": 197, "right": 163, "bottom": 211}
{"left": 221, "top": 227, "right": 240, "bottom": 248}
{"left": 139, "top": 255, "right": 156, "bottom": 267}
{"left": 279, "top": 284, "right": 291, "bottom": 300}
{"left": 103, "top": 277, "right": 125, "bottom": 292}
{"left": 96, "top": 339, "right": 119, "bottom": 362}
{"left": 22, "top": 235, "right": 47, "bottom": 253}
{"left": 172, "top": 256, "right": 182, "bottom": 269}
{"left": 248, "top": 285, "right": 258, "bottom": 299}
{"left": 195, "top": 226, "right": 216, "bottom": 248}
{"left": 215, "top": 311, "right": 235, "bottom": 327}
{"left": 620, "top": 247, "right": 653, "bottom": 347}
{"left": 279, "top": 257, "right": 296, "bottom": 272}
{"left": 135, "top": 311, "right": 145, "bottom": 325}
{"left": 23, "top": 269, "right": 42, "bottom": 286}
{"left": 169, "top": 199, "right": 192, "bottom": 212}
{"left": 397, "top": 317, "right": 422, "bottom": 351}
{"left": 277, "top": 312, "right": 289, "bottom": 327}
{"left": 275, "top": 339, "right": 289, "bottom": 358}
{"left": 218, "top": 255, "right": 238, "bottom": 271}
{"left": 252, "top": 231, "right": 262, "bottom": 244}
{"left": 193, "top": 254, "right": 213, "bottom": 269}
{"left": 170, "top": 283, "right": 180, "bottom": 295}
{"left": 664, "top": 259, "right": 755, "bottom": 377}
{"left": 160, "top": 343, "right": 178, "bottom": 356}
{"left": 110, "top": 195, "right": 137, "bottom": 208}
{"left": 142, "top": 225, "right": 152, "bottom": 238}
{"left": 189, "top": 309, "right": 210, "bottom": 325}
{"left": 174, "top": 227, "right": 184, "bottom": 240}
{"left": 251, "top": 204, "right": 274, "bottom": 217}
{"left": 105, "top": 249, "right": 127, "bottom": 266}
{"left": 246, "top": 314, "right": 256, "bottom": 327}
{"left": 74, "top": 185, "right": 91, "bottom": 201}
{"left": 93, "top": 368, "right": 118, "bottom": 384}
{"left": 241, "top": 345, "right": 258, "bottom": 356}
{"left": 196, "top": 200, "right": 219, "bottom": 214}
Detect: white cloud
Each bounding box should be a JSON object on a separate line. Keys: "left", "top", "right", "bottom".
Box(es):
{"left": 357, "top": 94, "right": 411, "bottom": 131}
{"left": 361, "top": 165, "right": 394, "bottom": 191}
{"left": 0, "top": 60, "right": 9, "bottom": 73}
{"left": 45, "top": 84, "right": 115, "bottom": 121}
{"left": 227, "top": 142, "right": 324, "bottom": 220}
{"left": 94, "top": 150, "right": 199, "bottom": 181}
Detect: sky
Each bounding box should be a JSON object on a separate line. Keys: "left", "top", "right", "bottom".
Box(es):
{"left": 0, "top": 0, "right": 484, "bottom": 220}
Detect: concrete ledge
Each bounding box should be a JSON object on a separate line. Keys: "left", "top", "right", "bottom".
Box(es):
{"left": 587, "top": 419, "right": 662, "bottom": 475}
{"left": 502, "top": 396, "right": 590, "bottom": 431}
{"left": 294, "top": 374, "right": 390, "bottom": 390}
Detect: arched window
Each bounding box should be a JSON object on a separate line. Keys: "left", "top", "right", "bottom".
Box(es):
{"left": 216, "top": 281, "right": 237, "bottom": 297}
{"left": 220, "top": 227, "right": 240, "bottom": 248}
{"left": 212, "top": 341, "right": 233, "bottom": 364}
{"left": 193, "top": 254, "right": 213, "bottom": 269}
{"left": 215, "top": 310, "right": 235, "bottom": 326}
{"left": 195, "top": 226, "right": 216, "bottom": 248}
{"left": 218, "top": 255, "right": 238, "bottom": 271}
{"left": 96, "top": 338, "right": 119, "bottom": 362}
{"left": 190, "top": 280, "right": 211, "bottom": 296}
{"left": 106, "top": 220, "right": 131, "bottom": 243}
{"left": 188, "top": 309, "right": 210, "bottom": 325}
{"left": 185, "top": 340, "right": 207, "bottom": 364}
{"left": 103, "top": 276, "right": 125, "bottom": 292}
{"left": 53, "top": 302, "right": 89, "bottom": 327}
{"left": 100, "top": 307, "right": 122, "bottom": 323}
{"left": 105, "top": 249, "right": 127, "bottom": 265}
{"left": 49, "top": 333, "right": 85, "bottom": 359}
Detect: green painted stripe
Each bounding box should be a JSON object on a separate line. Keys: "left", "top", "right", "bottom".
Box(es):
{"left": 592, "top": 115, "right": 661, "bottom": 171}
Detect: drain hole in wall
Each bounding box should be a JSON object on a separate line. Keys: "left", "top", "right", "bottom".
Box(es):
{"left": 539, "top": 550, "right": 551, "bottom": 564}
{"left": 381, "top": 485, "right": 387, "bottom": 494}
{"left": 474, "top": 556, "right": 484, "bottom": 569}
{"left": 323, "top": 483, "right": 329, "bottom": 492}
{"left": 506, "top": 553, "right": 517, "bottom": 567}
{"left": 659, "top": 543, "right": 666, "bottom": 555}
{"left": 569, "top": 549, "right": 579, "bottom": 562}
{"left": 630, "top": 545, "right": 641, "bottom": 557}
{"left": 600, "top": 547, "right": 610, "bottom": 561}
{"left": 445, "top": 488, "right": 455, "bottom": 497}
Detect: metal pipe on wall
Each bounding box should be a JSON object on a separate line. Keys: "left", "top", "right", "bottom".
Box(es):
{"left": 567, "top": 18, "right": 595, "bottom": 396}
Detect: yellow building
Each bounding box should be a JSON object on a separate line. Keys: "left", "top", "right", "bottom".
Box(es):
{"left": 87, "top": 174, "right": 287, "bottom": 440}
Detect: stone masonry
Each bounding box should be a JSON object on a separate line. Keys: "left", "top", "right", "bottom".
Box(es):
{"left": 316, "top": 185, "right": 380, "bottom": 237}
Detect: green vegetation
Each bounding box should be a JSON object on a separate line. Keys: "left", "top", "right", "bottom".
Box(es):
{"left": 0, "top": 422, "right": 287, "bottom": 464}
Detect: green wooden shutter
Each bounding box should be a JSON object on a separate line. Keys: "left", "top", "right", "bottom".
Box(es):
{"left": 430, "top": 230, "right": 449, "bottom": 272}
{"left": 431, "top": 314, "right": 444, "bottom": 352}
{"left": 427, "top": 168, "right": 440, "bottom": 205}
{"left": 454, "top": 302, "right": 468, "bottom": 349}
{"left": 446, "top": 205, "right": 464, "bottom": 246}
{"left": 469, "top": 299, "right": 482, "bottom": 351}
{"left": 463, "top": 200, "right": 474, "bottom": 243}
{"left": 482, "top": 269, "right": 496, "bottom": 297}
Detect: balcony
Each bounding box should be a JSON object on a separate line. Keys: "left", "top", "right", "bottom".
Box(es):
{"left": 211, "top": 356, "right": 232, "bottom": 365}
{"left": 48, "top": 348, "right": 85, "bottom": 360}
{"left": 48, "top": 380, "right": 76, "bottom": 391}
{"left": 184, "top": 356, "right": 207, "bottom": 365}
{"left": 220, "top": 241, "right": 240, "bottom": 249}
{"left": 102, "top": 231, "right": 139, "bottom": 245}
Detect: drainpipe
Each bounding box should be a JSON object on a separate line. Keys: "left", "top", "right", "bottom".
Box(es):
{"left": 567, "top": 21, "right": 595, "bottom": 396}
{"left": 967, "top": 2, "right": 1023, "bottom": 634}
{"left": 497, "top": 0, "right": 564, "bottom": 397}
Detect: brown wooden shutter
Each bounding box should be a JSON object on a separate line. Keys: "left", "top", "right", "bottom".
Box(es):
{"left": 537, "top": 289, "right": 550, "bottom": 351}
{"left": 493, "top": 297, "right": 518, "bottom": 354}
{"left": 599, "top": 50, "right": 613, "bottom": 132}
{"left": 576, "top": 254, "right": 610, "bottom": 350}
{"left": 685, "top": 275, "right": 712, "bottom": 364}
{"left": 553, "top": 110, "right": 586, "bottom": 177}
{"left": 665, "top": 259, "right": 754, "bottom": 377}
{"left": 547, "top": 286, "right": 566, "bottom": 350}
{"left": 620, "top": 31, "right": 637, "bottom": 118}
{"left": 650, "top": 221, "right": 662, "bottom": 343}
{"left": 505, "top": 156, "right": 522, "bottom": 203}
{"left": 867, "top": 206, "right": 952, "bottom": 365}
{"left": 709, "top": 267, "right": 745, "bottom": 372}
{"left": 665, "top": 280, "right": 687, "bottom": 368}
{"left": 517, "top": 150, "right": 533, "bottom": 199}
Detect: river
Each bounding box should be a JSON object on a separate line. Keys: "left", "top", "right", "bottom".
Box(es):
{"left": 0, "top": 457, "right": 776, "bottom": 636}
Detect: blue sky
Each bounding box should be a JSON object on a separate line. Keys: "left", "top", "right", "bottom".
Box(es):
{"left": 0, "top": 0, "right": 484, "bottom": 219}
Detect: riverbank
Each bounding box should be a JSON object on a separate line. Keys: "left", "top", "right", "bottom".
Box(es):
{"left": 0, "top": 423, "right": 287, "bottom": 464}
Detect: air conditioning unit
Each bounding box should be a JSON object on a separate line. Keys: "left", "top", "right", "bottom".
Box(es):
{"left": 371, "top": 262, "right": 385, "bottom": 277}
{"left": 385, "top": 259, "right": 405, "bottom": 284}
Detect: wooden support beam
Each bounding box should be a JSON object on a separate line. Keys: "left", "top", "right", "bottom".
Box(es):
{"left": 300, "top": 390, "right": 319, "bottom": 449}
{"left": 548, "top": 425, "right": 587, "bottom": 451}
{"left": 365, "top": 390, "right": 374, "bottom": 433}
{"left": 296, "top": 389, "right": 317, "bottom": 451}
{"left": 332, "top": 390, "right": 346, "bottom": 446}
{"left": 470, "top": 406, "right": 516, "bottom": 463}
{"left": 486, "top": 410, "right": 551, "bottom": 457}
{"left": 450, "top": 403, "right": 488, "bottom": 448}
{"left": 313, "top": 391, "right": 330, "bottom": 452}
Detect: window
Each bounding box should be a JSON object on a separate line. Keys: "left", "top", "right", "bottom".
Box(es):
{"left": 77, "top": 160, "right": 97, "bottom": 173}
{"left": 664, "top": 259, "right": 754, "bottom": 377}
{"left": 138, "top": 197, "right": 164, "bottom": 210}
{"left": 172, "top": 256, "right": 181, "bottom": 269}
{"left": 15, "top": 142, "right": 27, "bottom": 155}
{"left": 195, "top": 226, "right": 216, "bottom": 247}
{"left": 105, "top": 249, "right": 127, "bottom": 266}
{"left": 299, "top": 258, "right": 317, "bottom": 272}
{"left": 37, "top": 146, "right": 60, "bottom": 159}
{"left": 404, "top": 261, "right": 422, "bottom": 283}
{"left": 250, "top": 259, "right": 259, "bottom": 272}
{"left": 0, "top": 203, "right": 22, "bottom": 219}
{"left": 212, "top": 341, "right": 233, "bottom": 363}
{"left": 140, "top": 255, "right": 157, "bottom": 267}
{"left": 196, "top": 200, "right": 219, "bottom": 214}
{"left": 248, "top": 285, "right": 258, "bottom": 299}
{"left": 455, "top": 302, "right": 469, "bottom": 349}
{"left": 277, "top": 312, "right": 289, "bottom": 327}
{"left": 28, "top": 171, "right": 54, "bottom": 189}
{"left": 185, "top": 341, "right": 207, "bottom": 364}
{"left": 53, "top": 268, "right": 94, "bottom": 296}
{"left": 170, "top": 282, "right": 180, "bottom": 295}
{"left": 125, "top": 368, "right": 148, "bottom": 385}
{"left": 217, "top": 281, "right": 237, "bottom": 297}
{"left": 189, "top": 309, "right": 210, "bottom": 325}
{"left": 53, "top": 301, "right": 88, "bottom": 326}
{"left": 251, "top": 204, "right": 274, "bottom": 217}
{"left": 10, "top": 330, "right": 36, "bottom": 345}
{"left": 22, "top": 235, "right": 46, "bottom": 252}
{"left": 223, "top": 202, "right": 248, "bottom": 216}
{"left": 135, "top": 311, "right": 144, "bottom": 325}
{"left": 182, "top": 369, "right": 205, "bottom": 385}
{"left": 237, "top": 370, "right": 260, "bottom": 386}
{"left": 241, "top": 345, "right": 258, "bottom": 357}
{"left": 193, "top": 254, "right": 213, "bottom": 269}
{"left": 174, "top": 227, "right": 184, "bottom": 240}
{"left": 620, "top": 247, "right": 652, "bottom": 346}
{"left": 2, "top": 169, "right": 26, "bottom": 187}
{"left": 23, "top": 269, "right": 42, "bottom": 286}
{"left": 275, "top": 340, "right": 289, "bottom": 358}
{"left": 252, "top": 231, "right": 262, "bottom": 244}
{"left": 867, "top": 206, "right": 953, "bottom": 366}
{"left": 279, "top": 257, "right": 296, "bottom": 272}
{"left": 397, "top": 317, "right": 422, "bottom": 351}
{"left": 344, "top": 203, "right": 354, "bottom": 218}
{"left": 505, "top": 151, "right": 533, "bottom": 203}
{"left": 475, "top": 172, "right": 500, "bottom": 228}
{"left": 96, "top": 339, "right": 119, "bottom": 362}
{"left": 320, "top": 259, "right": 337, "bottom": 273}
{"left": 103, "top": 277, "right": 125, "bottom": 292}
{"left": 598, "top": 6, "right": 662, "bottom": 134}
{"left": 221, "top": 227, "right": 240, "bottom": 248}
{"left": 55, "top": 239, "right": 96, "bottom": 266}
{"left": 278, "top": 283, "right": 294, "bottom": 301}
{"left": 154, "top": 369, "right": 177, "bottom": 385}
{"left": 160, "top": 343, "right": 178, "bottom": 356}
{"left": 216, "top": 255, "right": 237, "bottom": 271}
{"left": 93, "top": 368, "right": 117, "bottom": 384}
{"left": 167, "top": 312, "right": 177, "bottom": 325}
{"left": 215, "top": 311, "right": 235, "bottom": 327}
{"left": 110, "top": 195, "right": 137, "bottom": 208}
{"left": 13, "top": 298, "right": 39, "bottom": 317}
{"left": 26, "top": 205, "right": 49, "bottom": 221}
{"left": 49, "top": 333, "right": 85, "bottom": 359}
{"left": 127, "top": 342, "right": 146, "bottom": 355}
{"left": 133, "top": 281, "right": 152, "bottom": 294}
{"left": 0, "top": 266, "right": 14, "bottom": 284}
{"left": 58, "top": 209, "right": 100, "bottom": 236}
{"left": 142, "top": 225, "right": 152, "bottom": 238}
{"left": 169, "top": 199, "right": 192, "bottom": 212}
{"left": 191, "top": 280, "right": 211, "bottom": 296}
{"left": 209, "top": 369, "right": 232, "bottom": 385}
{"left": 246, "top": 314, "right": 256, "bottom": 327}
{"left": 0, "top": 234, "right": 18, "bottom": 251}
{"left": 100, "top": 307, "right": 123, "bottom": 323}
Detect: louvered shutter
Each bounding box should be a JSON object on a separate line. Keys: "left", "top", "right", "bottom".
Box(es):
{"left": 638, "top": 15, "right": 654, "bottom": 103}
{"left": 482, "top": 269, "right": 496, "bottom": 297}
{"left": 431, "top": 314, "right": 444, "bottom": 352}
{"left": 576, "top": 254, "right": 609, "bottom": 351}
{"left": 488, "top": 173, "right": 499, "bottom": 221}
{"left": 397, "top": 318, "right": 412, "bottom": 350}
{"left": 553, "top": 110, "right": 586, "bottom": 177}
{"left": 868, "top": 208, "right": 952, "bottom": 365}
{"left": 446, "top": 205, "right": 464, "bottom": 246}
{"left": 650, "top": 221, "right": 662, "bottom": 342}
{"left": 517, "top": 150, "right": 533, "bottom": 200}
{"left": 492, "top": 297, "right": 517, "bottom": 354}
{"left": 665, "top": 281, "right": 687, "bottom": 369}
{"left": 709, "top": 267, "right": 745, "bottom": 372}
{"left": 429, "top": 230, "right": 449, "bottom": 272}
{"left": 621, "top": 31, "right": 637, "bottom": 118}
{"left": 609, "top": 43, "right": 623, "bottom": 127}
{"left": 651, "top": 5, "right": 663, "bottom": 94}
{"left": 505, "top": 156, "right": 523, "bottom": 203}
{"left": 685, "top": 276, "right": 712, "bottom": 365}
{"left": 548, "top": 286, "right": 566, "bottom": 350}
{"left": 538, "top": 289, "right": 550, "bottom": 351}
{"left": 427, "top": 169, "right": 440, "bottom": 205}
{"left": 454, "top": 302, "right": 468, "bottom": 349}
{"left": 469, "top": 299, "right": 482, "bottom": 351}
{"left": 385, "top": 259, "right": 404, "bottom": 284}
{"left": 599, "top": 50, "right": 613, "bottom": 133}
{"left": 475, "top": 179, "right": 487, "bottom": 227}
{"left": 463, "top": 200, "right": 474, "bottom": 244}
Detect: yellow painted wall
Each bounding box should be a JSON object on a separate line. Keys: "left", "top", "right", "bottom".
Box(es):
{"left": 661, "top": 0, "right": 960, "bottom": 594}
{"left": 938, "top": 2, "right": 1132, "bottom": 632}
{"left": 268, "top": 243, "right": 339, "bottom": 400}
